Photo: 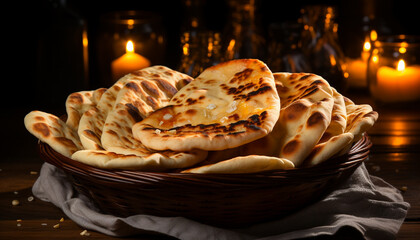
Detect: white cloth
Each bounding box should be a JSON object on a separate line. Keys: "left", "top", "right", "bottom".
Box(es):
{"left": 32, "top": 162, "right": 409, "bottom": 240}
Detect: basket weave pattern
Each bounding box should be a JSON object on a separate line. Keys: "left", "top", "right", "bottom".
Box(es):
{"left": 38, "top": 135, "right": 371, "bottom": 228}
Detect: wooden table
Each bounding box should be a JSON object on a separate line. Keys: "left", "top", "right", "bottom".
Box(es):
{"left": 1, "top": 92, "right": 419, "bottom": 239}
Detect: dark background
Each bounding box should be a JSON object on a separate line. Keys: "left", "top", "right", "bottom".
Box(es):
{"left": 4, "top": 0, "right": 419, "bottom": 111}
{"left": 2, "top": 0, "right": 419, "bottom": 158}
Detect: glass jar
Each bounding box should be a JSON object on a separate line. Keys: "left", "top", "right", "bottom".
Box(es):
{"left": 367, "top": 35, "right": 420, "bottom": 103}
{"left": 300, "top": 5, "right": 348, "bottom": 93}
{"left": 222, "top": 0, "right": 266, "bottom": 60}
{"left": 266, "top": 22, "right": 311, "bottom": 73}
{"left": 178, "top": 31, "right": 224, "bottom": 77}
{"left": 95, "top": 11, "right": 166, "bottom": 85}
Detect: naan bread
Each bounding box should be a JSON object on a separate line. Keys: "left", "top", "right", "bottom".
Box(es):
{"left": 181, "top": 155, "right": 294, "bottom": 174}
{"left": 133, "top": 59, "right": 280, "bottom": 152}
{"left": 273, "top": 73, "right": 334, "bottom": 166}
{"left": 78, "top": 66, "right": 192, "bottom": 150}
{"left": 302, "top": 88, "right": 351, "bottom": 166}
{"left": 319, "top": 88, "right": 347, "bottom": 141}
{"left": 65, "top": 88, "right": 106, "bottom": 132}
{"left": 343, "top": 96, "right": 378, "bottom": 142}
{"left": 304, "top": 132, "right": 354, "bottom": 166}
{"left": 101, "top": 68, "right": 192, "bottom": 151}
{"left": 70, "top": 66, "right": 206, "bottom": 170}
{"left": 71, "top": 148, "right": 207, "bottom": 171}
{"left": 78, "top": 74, "right": 132, "bottom": 150}
{"left": 239, "top": 73, "right": 334, "bottom": 167}
{"left": 78, "top": 106, "right": 105, "bottom": 150}
{"left": 24, "top": 111, "right": 82, "bottom": 157}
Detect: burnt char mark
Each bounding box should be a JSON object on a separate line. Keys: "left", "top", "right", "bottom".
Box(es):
{"left": 228, "top": 131, "right": 246, "bottom": 136}
{"left": 35, "top": 116, "right": 45, "bottom": 122}
{"left": 185, "top": 109, "right": 197, "bottom": 116}
{"left": 106, "top": 129, "right": 119, "bottom": 137}
{"left": 261, "top": 66, "right": 269, "bottom": 72}
{"left": 310, "top": 79, "right": 324, "bottom": 86}
{"left": 231, "top": 85, "right": 274, "bottom": 101}
{"left": 186, "top": 98, "right": 198, "bottom": 105}
{"left": 33, "top": 122, "right": 50, "bottom": 137}
{"left": 227, "top": 82, "right": 256, "bottom": 95}
{"left": 307, "top": 112, "right": 326, "bottom": 127}
{"left": 141, "top": 81, "right": 160, "bottom": 99}
{"left": 229, "top": 113, "right": 240, "bottom": 121}
{"left": 126, "top": 81, "right": 141, "bottom": 92}
{"left": 131, "top": 70, "right": 144, "bottom": 77}
{"left": 176, "top": 78, "right": 192, "bottom": 90}
{"left": 285, "top": 102, "right": 309, "bottom": 121}
{"left": 260, "top": 111, "right": 268, "bottom": 121}
{"left": 55, "top": 137, "right": 77, "bottom": 148}
{"left": 155, "top": 78, "right": 178, "bottom": 97}
{"left": 125, "top": 103, "right": 143, "bottom": 123}
{"left": 198, "top": 123, "right": 220, "bottom": 129}
{"left": 230, "top": 68, "right": 254, "bottom": 84}
{"left": 299, "top": 74, "right": 313, "bottom": 81}
{"left": 244, "top": 85, "right": 273, "bottom": 101}
{"left": 68, "top": 93, "right": 83, "bottom": 104}
{"left": 146, "top": 96, "right": 159, "bottom": 110}
{"left": 148, "top": 111, "right": 267, "bottom": 137}
{"left": 83, "top": 129, "right": 100, "bottom": 139}
{"left": 299, "top": 85, "right": 319, "bottom": 99}
{"left": 303, "top": 144, "right": 324, "bottom": 165}
{"left": 282, "top": 139, "right": 300, "bottom": 155}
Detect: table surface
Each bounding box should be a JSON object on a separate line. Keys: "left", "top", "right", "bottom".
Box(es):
{"left": 1, "top": 90, "right": 419, "bottom": 240}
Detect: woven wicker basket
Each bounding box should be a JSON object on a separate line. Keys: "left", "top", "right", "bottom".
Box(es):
{"left": 38, "top": 135, "right": 371, "bottom": 228}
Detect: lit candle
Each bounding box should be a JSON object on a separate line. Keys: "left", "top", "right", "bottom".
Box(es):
{"left": 375, "top": 59, "right": 420, "bottom": 102}
{"left": 347, "top": 40, "right": 371, "bottom": 88}
{"left": 111, "top": 40, "right": 151, "bottom": 80}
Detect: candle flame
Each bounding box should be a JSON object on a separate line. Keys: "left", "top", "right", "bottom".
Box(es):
{"left": 370, "top": 30, "right": 377, "bottom": 41}
{"left": 126, "top": 40, "right": 134, "bottom": 53}
{"left": 363, "top": 41, "right": 371, "bottom": 51}
{"left": 399, "top": 42, "right": 408, "bottom": 54}
{"left": 127, "top": 19, "right": 134, "bottom": 29}
{"left": 397, "top": 59, "right": 405, "bottom": 71}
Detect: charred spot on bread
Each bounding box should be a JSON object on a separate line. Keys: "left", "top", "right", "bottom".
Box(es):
{"left": 33, "top": 122, "right": 50, "bottom": 137}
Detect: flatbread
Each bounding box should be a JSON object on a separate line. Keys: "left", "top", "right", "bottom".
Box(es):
{"left": 71, "top": 148, "right": 207, "bottom": 171}
{"left": 65, "top": 88, "right": 106, "bottom": 132}
{"left": 302, "top": 88, "right": 351, "bottom": 166}
{"left": 319, "top": 88, "right": 347, "bottom": 141}
{"left": 303, "top": 132, "right": 354, "bottom": 166}
{"left": 343, "top": 96, "right": 378, "bottom": 142}
{"left": 101, "top": 68, "right": 193, "bottom": 151}
{"left": 181, "top": 155, "right": 294, "bottom": 174}
{"left": 239, "top": 73, "right": 334, "bottom": 167}
{"left": 77, "top": 106, "right": 105, "bottom": 150}
{"left": 70, "top": 66, "right": 207, "bottom": 170}
{"left": 78, "top": 74, "right": 132, "bottom": 150}
{"left": 78, "top": 66, "right": 192, "bottom": 150}
{"left": 24, "top": 111, "right": 82, "bottom": 157}
{"left": 133, "top": 59, "right": 280, "bottom": 152}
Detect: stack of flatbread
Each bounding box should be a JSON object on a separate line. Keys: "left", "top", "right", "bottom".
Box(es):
{"left": 25, "top": 59, "right": 378, "bottom": 173}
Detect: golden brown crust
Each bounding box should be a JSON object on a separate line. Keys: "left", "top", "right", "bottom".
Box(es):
{"left": 133, "top": 59, "right": 280, "bottom": 152}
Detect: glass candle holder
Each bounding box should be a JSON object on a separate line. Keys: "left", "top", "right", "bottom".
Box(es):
{"left": 300, "top": 5, "right": 348, "bottom": 93}
{"left": 367, "top": 35, "right": 420, "bottom": 103}
{"left": 95, "top": 11, "right": 166, "bottom": 85}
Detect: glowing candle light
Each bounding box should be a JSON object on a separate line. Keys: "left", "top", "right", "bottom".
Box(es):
{"left": 111, "top": 40, "right": 151, "bottom": 81}
{"left": 375, "top": 59, "right": 420, "bottom": 102}
{"left": 347, "top": 39, "right": 371, "bottom": 88}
